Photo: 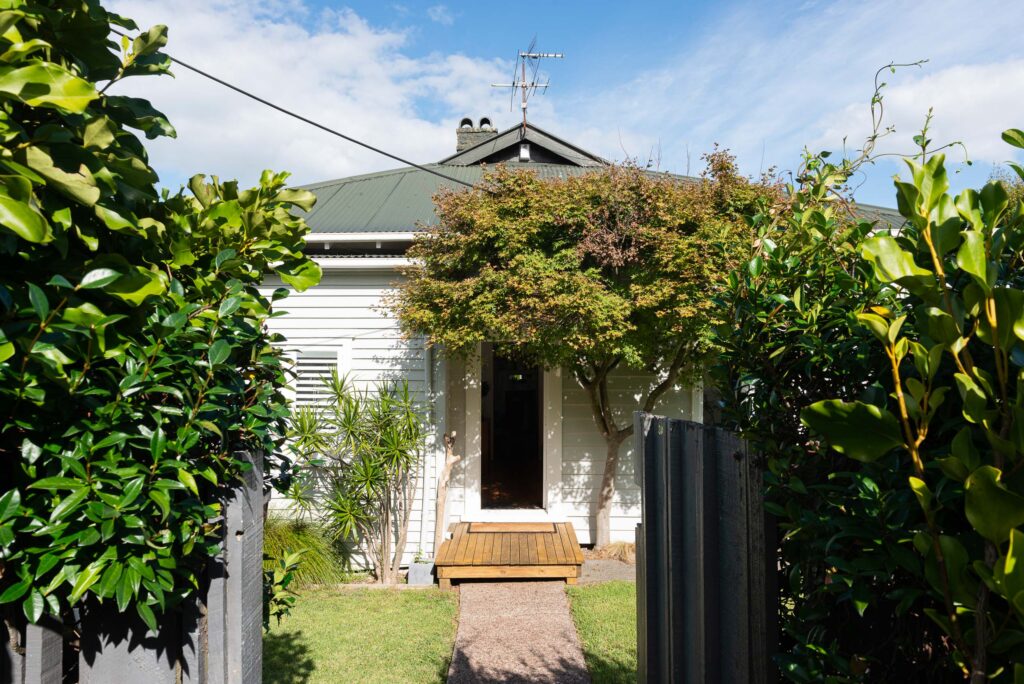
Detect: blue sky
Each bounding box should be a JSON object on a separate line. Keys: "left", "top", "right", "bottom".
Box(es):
{"left": 109, "top": 0, "right": 1024, "bottom": 207}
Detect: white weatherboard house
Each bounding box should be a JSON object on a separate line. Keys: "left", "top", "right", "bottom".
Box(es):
{"left": 264, "top": 119, "right": 702, "bottom": 565}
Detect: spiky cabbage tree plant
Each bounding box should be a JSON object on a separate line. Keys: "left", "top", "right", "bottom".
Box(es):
{"left": 288, "top": 373, "right": 423, "bottom": 584}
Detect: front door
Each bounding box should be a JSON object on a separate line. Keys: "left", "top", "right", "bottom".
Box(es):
{"left": 480, "top": 346, "right": 543, "bottom": 509}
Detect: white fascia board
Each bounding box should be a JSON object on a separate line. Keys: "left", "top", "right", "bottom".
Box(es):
{"left": 304, "top": 232, "right": 416, "bottom": 243}
{"left": 313, "top": 257, "right": 413, "bottom": 270}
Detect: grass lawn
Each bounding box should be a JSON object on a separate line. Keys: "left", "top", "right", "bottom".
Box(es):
{"left": 567, "top": 581, "right": 637, "bottom": 684}
{"left": 263, "top": 587, "right": 459, "bottom": 684}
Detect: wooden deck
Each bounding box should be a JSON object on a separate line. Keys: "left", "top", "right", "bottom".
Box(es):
{"left": 435, "top": 522, "right": 585, "bottom": 589}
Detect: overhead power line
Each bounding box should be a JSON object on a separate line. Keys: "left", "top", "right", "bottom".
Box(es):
{"left": 108, "top": 27, "right": 476, "bottom": 189}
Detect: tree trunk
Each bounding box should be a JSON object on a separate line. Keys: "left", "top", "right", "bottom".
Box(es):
{"left": 595, "top": 436, "right": 625, "bottom": 547}
{"left": 391, "top": 468, "right": 419, "bottom": 581}
{"left": 433, "top": 432, "right": 460, "bottom": 558}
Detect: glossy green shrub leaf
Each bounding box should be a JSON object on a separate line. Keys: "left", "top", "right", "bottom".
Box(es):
{"left": 1004, "top": 128, "right": 1024, "bottom": 149}
{"left": 0, "top": 62, "right": 97, "bottom": 112}
{"left": 801, "top": 400, "right": 904, "bottom": 462}
{"left": 957, "top": 231, "right": 993, "bottom": 292}
{"left": 965, "top": 467, "right": 1024, "bottom": 543}
{"left": 0, "top": 185, "right": 51, "bottom": 242}
{"left": 859, "top": 236, "right": 932, "bottom": 283}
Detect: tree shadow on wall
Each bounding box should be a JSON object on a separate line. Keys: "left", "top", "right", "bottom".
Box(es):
{"left": 263, "top": 630, "right": 316, "bottom": 684}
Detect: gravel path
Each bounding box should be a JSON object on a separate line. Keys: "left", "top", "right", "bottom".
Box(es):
{"left": 578, "top": 559, "right": 635, "bottom": 584}
{"left": 446, "top": 581, "right": 591, "bottom": 683}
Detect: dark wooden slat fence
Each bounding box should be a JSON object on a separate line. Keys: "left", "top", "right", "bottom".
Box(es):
{"left": 635, "top": 413, "right": 776, "bottom": 684}
{"left": 2, "top": 451, "right": 264, "bottom": 684}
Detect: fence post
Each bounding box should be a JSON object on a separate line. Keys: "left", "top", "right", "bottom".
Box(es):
{"left": 206, "top": 450, "right": 264, "bottom": 684}
{"left": 23, "top": 619, "right": 62, "bottom": 684}
{"left": 636, "top": 415, "right": 775, "bottom": 684}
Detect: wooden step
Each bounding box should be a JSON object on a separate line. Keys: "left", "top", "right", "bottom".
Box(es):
{"left": 435, "top": 521, "right": 584, "bottom": 589}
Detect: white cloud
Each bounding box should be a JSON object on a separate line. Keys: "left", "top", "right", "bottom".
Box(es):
{"left": 813, "top": 60, "right": 1024, "bottom": 164}
{"left": 106, "top": 0, "right": 511, "bottom": 189}
{"left": 563, "top": 0, "right": 1024, "bottom": 190}
{"left": 426, "top": 5, "right": 454, "bottom": 26}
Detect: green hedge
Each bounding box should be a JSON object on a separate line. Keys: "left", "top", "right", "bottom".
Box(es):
{"left": 0, "top": 0, "right": 320, "bottom": 630}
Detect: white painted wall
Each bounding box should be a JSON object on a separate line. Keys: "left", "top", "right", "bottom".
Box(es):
{"left": 262, "top": 269, "right": 441, "bottom": 567}
{"left": 559, "top": 370, "right": 700, "bottom": 544}
{"left": 265, "top": 268, "right": 702, "bottom": 565}
{"left": 443, "top": 359, "right": 700, "bottom": 546}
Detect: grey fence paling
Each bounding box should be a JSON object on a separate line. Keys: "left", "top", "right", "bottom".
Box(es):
{"left": 634, "top": 413, "right": 777, "bottom": 684}
{"left": 1, "top": 451, "right": 264, "bottom": 684}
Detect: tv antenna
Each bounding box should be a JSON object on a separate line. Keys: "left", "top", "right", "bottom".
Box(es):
{"left": 491, "top": 37, "right": 563, "bottom": 129}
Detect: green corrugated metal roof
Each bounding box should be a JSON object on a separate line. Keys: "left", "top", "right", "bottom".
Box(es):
{"left": 299, "top": 164, "right": 906, "bottom": 235}
{"left": 299, "top": 163, "right": 625, "bottom": 233}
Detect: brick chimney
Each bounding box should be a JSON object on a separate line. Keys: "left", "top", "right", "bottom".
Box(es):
{"left": 456, "top": 116, "right": 498, "bottom": 152}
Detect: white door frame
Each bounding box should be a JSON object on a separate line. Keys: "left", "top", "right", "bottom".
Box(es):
{"left": 462, "top": 348, "right": 563, "bottom": 522}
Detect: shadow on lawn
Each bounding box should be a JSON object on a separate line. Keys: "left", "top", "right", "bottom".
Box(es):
{"left": 448, "top": 648, "right": 634, "bottom": 684}
{"left": 263, "top": 630, "right": 316, "bottom": 684}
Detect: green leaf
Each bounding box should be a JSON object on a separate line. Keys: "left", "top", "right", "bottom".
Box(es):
{"left": 0, "top": 62, "right": 97, "bottom": 112}
{"left": 909, "top": 476, "right": 932, "bottom": 514}
{"left": 965, "top": 466, "right": 1024, "bottom": 543}
{"left": 801, "top": 400, "right": 905, "bottom": 462}
{"left": 957, "top": 231, "right": 993, "bottom": 292}
{"left": 21, "top": 590, "right": 43, "bottom": 623}
{"left": 0, "top": 341, "right": 13, "bottom": 363}
{"left": 119, "top": 477, "right": 145, "bottom": 507}
{"left": 177, "top": 469, "right": 198, "bottom": 495}
{"left": 1003, "top": 128, "right": 1024, "bottom": 150}
{"left": 148, "top": 489, "right": 170, "bottom": 520}
{"left": 1003, "top": 529, "right": 1024, "bottom": 604}
{"left": 29, "top": 477, "right": 81, "bottom": 490}
{"left": 79, "top": 268, "right": 122, "bottom": 289}
{"left": 23, "top": 145, "right": 100, "bottom": 206}
{"left": 69, "top": 562, "right": 105, "bottom": 604}
{"left": 208, "top": 339, "right": 231, "bottom": 366}
{"left": 0, "top": 578, "right": 29, "bottom": 603}
{"left": 116, "top": 574, "right": 133, "bottom": 612}
{"left": 136, "top": 601, "right": 158, "bottom": 632}
{"left": 218, "top": 296, "right": 241, "bottom": 317}
{"left": 0, "top": 488, "right": 19, "bottom": 522}
{"left": 859, "top": 235, "right": 932, "bottom": 283}
{"left": 0, "top": 184, "right": 51, "bottom": 242}
{"left": 49, "top": 486, "right": 88, "bottom": 522}
{"left": 26, "top": 282, "right": 47, "bottom": 320}
{"left": 274, "top": 187, "right": 317, "bottom": 211}
{"left": 276, "top": 258, "right": 322, "bottom": 292}
{"left": 214, "top": 248, "right": 237, "bottom": 269}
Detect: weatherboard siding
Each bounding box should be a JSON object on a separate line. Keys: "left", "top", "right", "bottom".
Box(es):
{"left": 559, "top": 371, "right": 699, "bottom": 545}
{"left": 262, "top": 270, "right": 440, "bottom": 568}
{"left": 262, "top": 269, "right": 701, "bottom": 564}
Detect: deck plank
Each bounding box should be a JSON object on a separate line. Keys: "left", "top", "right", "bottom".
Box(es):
{"left": 466, "top": 529, "right": 482, "bottom": 566}
{"left": 544, "top": 532, "right": 561, "bottom": 565}
{"left": 453, "top": 524, "right": 472, "bottom": 565}
{"left": 501, "top": 533, "right": 511, "bottom": 565}
{"left": 482, "top": 533, "right": 495, "bottom": 564}
{"left": 437, "top": 539, "right": 452, "bottom": 566}
{"left": 536, "top": 531, "right": 549, "bottom": 564}
{"left": 527, "top": 533, "right": 538, "bottom": 565}
{"left": 564, "top": 523, "right": 585, "bottom": 564}
{"left": 555, "top": 524, "right": 574, "bottom": 564}
{"left": 470, "top": 522, "right": 555, "bottom": 533}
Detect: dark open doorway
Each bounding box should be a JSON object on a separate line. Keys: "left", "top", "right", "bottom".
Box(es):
{"left": 481, "top": 345, "right": 543, "bottom": 509}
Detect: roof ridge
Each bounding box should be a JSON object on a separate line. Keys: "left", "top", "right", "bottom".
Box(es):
{"left": 297, "top": 164, "right": 434, "bottom": 190}
{"left": 437, "top": 121, "right": 608, "bottom": 166}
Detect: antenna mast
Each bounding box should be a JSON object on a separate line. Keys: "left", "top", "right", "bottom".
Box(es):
{"left": 491, "top": 38, "right": 563, "bottom": 129}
